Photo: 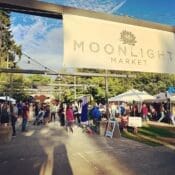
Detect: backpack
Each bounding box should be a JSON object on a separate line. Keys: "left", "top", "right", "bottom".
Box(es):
{"left": 91, "top": 107, "right": 101, "bottom": 119}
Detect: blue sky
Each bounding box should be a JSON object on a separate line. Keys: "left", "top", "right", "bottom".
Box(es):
{"left": 10, "top": 0, "right": 175, "bottom": 71}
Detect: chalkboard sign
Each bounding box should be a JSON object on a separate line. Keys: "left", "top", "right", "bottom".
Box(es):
{"left": 105, "top": 119, "right": 120, "bottom": 138}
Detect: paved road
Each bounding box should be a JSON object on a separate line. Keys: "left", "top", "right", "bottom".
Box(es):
{"left": 0, "top": 121, "right": 175, "bottom": 175}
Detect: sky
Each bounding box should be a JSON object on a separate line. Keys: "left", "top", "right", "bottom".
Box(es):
{"left": 10, "top": 0, "right": 175, "bottom": 72}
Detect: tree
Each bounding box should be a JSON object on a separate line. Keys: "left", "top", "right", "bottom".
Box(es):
{"left": 0, "top": 10, "right": 22, "bottom": 98}
{"left": 132, "top": 72, "right": 175, "bottom": 95}
{"left": 0, "top": 10, "right": 21, "bottom": 68}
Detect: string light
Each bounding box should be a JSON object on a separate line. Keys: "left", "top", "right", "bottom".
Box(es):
{"left": 22, "top": 52, "right": 58, "bottom": 75}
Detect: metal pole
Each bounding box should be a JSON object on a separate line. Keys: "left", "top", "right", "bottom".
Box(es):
{"left": 6, "top": 53, "right": 9, "bottom": 69}
{"left": 9, "top": 73, "right": 13, "bottom": 97}
{"left": 74, "top": 76, "right": 77, "bottom": 100}
{"left": 0, "top": 20, "right": 2, "bottom": 48}
{"left": 59, "top": 80, "right": 61, "bottom": 101}
{"left": 105, "top": 69, "right": 109, "bottom": 118}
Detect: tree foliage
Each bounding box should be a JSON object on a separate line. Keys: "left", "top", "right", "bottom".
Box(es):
{"left": 0, "top": 10, "right": 22, "bottom": 67}
{"left": 64, "top": 69, "right": 175, "bottom": 102}
{"left": 27, "top": 74, "right": 52, "bottom": 87}
{"left": 0, "top": 10, "right": 23, "bottom": 99}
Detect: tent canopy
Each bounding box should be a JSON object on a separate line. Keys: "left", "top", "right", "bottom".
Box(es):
{"left": 153, "top": 92, "right": 167, "bottom": 102}
{"left": 154, "top": 92, "right": 175, "bottom": 102}
{"left": 0, "top": 96, "right": 16, "bottom": 103}
{"left": 108, "top": 89, "right": 155, "bottom": 102}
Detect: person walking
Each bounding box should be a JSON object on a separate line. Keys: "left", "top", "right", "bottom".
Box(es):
{"left": 65, "top": 104, "right": 74, "bottom": 133}
{"left": 0, "top": 103, "right": 10, "bottom": 125}
{"left": 91, "top": 104, "right": 102, "bottom": 124}
{"left": 109, "top": 102, "right": 117, "bottom": 118}
{"left": 43, "top": 105, "right": 50, "bottom": 125}
{"left": 10, "top": 102, "right": 18, "bottom": 136}
{"left": 90, "top": 104, "right": 102, "bottom": 133}
{"left": 158, "top": 105, "right": 166, "bottom": 122}
{"left": 72, "top": 101, "right": 80, "bottom": 125}
{"left": 50, "top": 104, "right": 57, "bottom": 122}
{"left": 58, "top": 102, "right": 65, "bottom": 126}
{"left": 141, "top": 103, "right": 148, "bottom": 121}
{"left": 80, "top": 97, "right": 88, "bottom": 125}
{"left": 21, "top": 102, "right": 29, "bottom": 132}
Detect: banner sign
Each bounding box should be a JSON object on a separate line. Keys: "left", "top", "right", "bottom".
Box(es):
{"left": 63, "top": 14, "right": 175, "bottom": 73}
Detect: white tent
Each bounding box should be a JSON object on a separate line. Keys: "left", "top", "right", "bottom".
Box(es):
{"left": 154, "top": 92, "right": 175, "bottom": 102}
{"left": 170, "top": 96, "right": 175, "bottom": 102}
{"left": 108, "top": 89, "right": 155, "bottom": 102}
{"left": 154, "top": 92, "right": 167, "bottom": 101}
{"left": 0, "top": 96, "right": 16, "bottom": 103}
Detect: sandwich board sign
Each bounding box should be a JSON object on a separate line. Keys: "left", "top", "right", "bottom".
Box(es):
{"left": 105, "top": 119, "right": 120, "bottom": 138}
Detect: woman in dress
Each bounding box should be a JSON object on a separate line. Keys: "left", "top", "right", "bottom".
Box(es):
{"left": 65, "top": 103, "right": 74, "bottom": 133}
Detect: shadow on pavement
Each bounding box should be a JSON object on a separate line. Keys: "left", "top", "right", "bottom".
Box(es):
{"left": 1, "top": 120, "right": 175, "bottom": 175}
{"left": 0, "top": 122, "right": 73, "bottom": 175}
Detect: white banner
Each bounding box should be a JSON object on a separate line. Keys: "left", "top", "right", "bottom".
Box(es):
{"left": 128, "top": 117, "right": 142, "bottom": 127}
{"left": 63, "top": 14, "right": 175, "bottom": 73}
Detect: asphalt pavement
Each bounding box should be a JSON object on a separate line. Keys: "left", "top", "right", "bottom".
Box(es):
{"left": 0, "top": 121, "right": 175, "bottom": 175}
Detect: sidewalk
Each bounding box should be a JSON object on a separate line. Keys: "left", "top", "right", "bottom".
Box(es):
{"left": 0, "top": 121, "right": 175, "bottom": 175}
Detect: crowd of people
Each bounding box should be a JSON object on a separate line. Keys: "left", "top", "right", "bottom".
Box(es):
{"left": 108, "top": 101, "right": 175, "bottom": 127}
{"left": 0, "top": 96, "right": 101, "bottom": 136}
{"left": 0, "top": 101, "right": 30, "bottom": 136}
{"left": 1, "top": 97, "right": 175, "bottom": 138}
